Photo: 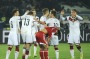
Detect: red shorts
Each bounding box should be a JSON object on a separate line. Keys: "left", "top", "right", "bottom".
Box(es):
{"left": 36, "top": 31, "right": 47, "bottom": 45}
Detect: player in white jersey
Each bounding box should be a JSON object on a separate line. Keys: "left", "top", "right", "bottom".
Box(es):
{"left": 46, "top": 10, "right": 60, "bottom": 59}
{"left": 39, "top": 8, "right": 49, "bottom": 30}
{"left": 67, "top": 9, "right": 83, "bottom": 59}
{"left": 21, "top": 11, "right": 34, "bottom": 59}
{"left": 6, "top": 9, "right": 20, "bottom": 59}
{"left": 30, "top": 9, "right": 40, "bottom": 57}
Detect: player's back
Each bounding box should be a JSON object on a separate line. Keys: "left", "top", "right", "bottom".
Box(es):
{"left": 9, "top": 16, "right": 20, "bottom": 32}
{"left": 46, "top": 18, "right": 60, "bottom": 27}
{"left": 21, "top": 15, "right": 33, "bottom": 32}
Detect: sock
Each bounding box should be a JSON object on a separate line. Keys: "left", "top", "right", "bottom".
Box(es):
{"left": 22, "top": 47, "right": 26, "bottom": 59}
{"left": 6, "top": 47, "right": 12, "bottom": 59}
{"left": 34, "top": 44, "right": 37, "bottom": 56}
{"left": 44, "top": 50, "right": 49, "bottom": 59}
{"left": 55, "top": 48, "right": 59, "bottom": 59}
{"left": 70, "top": 46, "right": 74, "bottom": 58}
{"left": 40, "top": 50, "right": 44, "bottom": 59}
{"left": 25, "top": 49, "right": 29, "bottom": 59}
{"left": 15, "top": 46, "right": 19, "bottom": 59}
{"left": 29, "top": 46, "right": 31, "bottom": 56}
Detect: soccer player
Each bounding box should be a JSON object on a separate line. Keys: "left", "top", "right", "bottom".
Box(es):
{"left": 36, "top": 26, "right": 58, "bottom": 59}
{"left": 30, "top": 9, "right": 39, "bottom": 57}
{"left": 6, "top": 9, "right": 20, "bottom": 59}
{"left": 67, "top": 9, "right": 83, "bottom": 59}
{"left": 46, "top": 10, "right": 60, "bottom": 59}
{"left": 21, "top": 11, "right": 34, "bottom": 59}
{"left": 39, "top": 8, "right": 49, "bottom": 30}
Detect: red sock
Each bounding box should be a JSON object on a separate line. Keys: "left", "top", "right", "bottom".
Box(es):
{"left": 40, "top": 50, "right": 44, "bottom": 59}
{"left": 44, "top": 50, "right": 49, "bottom": 59}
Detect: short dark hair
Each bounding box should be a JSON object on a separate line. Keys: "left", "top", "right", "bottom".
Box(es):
{"left": 50, "top": 10, "right": 57, "bottom": 17}
{"left": 27, "top": 11, "right": 33, "bottom": 15}
{"left": 12, "top": 9, "right": 19, "bottom": 15}
{"left": 71, "top": 9, "right": 77, "bottom": 13}
{"left": 42, "top": 8, "right": 49, "bottom": 15}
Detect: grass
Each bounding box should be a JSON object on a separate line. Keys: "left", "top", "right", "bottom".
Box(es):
{"left": 0, "top": 43, "right": 90, "bottom": 59}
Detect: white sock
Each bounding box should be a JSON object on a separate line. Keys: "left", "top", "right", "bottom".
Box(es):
{"left": 23, "top": 48, "right": 26, "bottom": 55}
{"left": 55, "top": 50, "right": 59, "bottom": 59}
{"left": 6, "top": 50, "right": 11, "bottom": 59}
{"left": 25, "top": 55, "right": 29, "bottom": 59}
{"left": 15, "top": 51, "right": 19, "bottom": 59}
{"left": 29, "top": 49, "right": 31, "bottom": 56}
{"left": 70, "top": 49, "right": 74, "bottom": 58}
{"left": 34, "top": 46, "right": 37, "bottom": 56}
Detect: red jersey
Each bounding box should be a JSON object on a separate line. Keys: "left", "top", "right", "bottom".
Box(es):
{"left": 45, "top": 27, "right": 57, "bottom": 38}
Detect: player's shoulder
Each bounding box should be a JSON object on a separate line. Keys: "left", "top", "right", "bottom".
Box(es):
{"left": 66, "top": 16, "right": 71, "bottom": 20}
{"left": 40, "top": 16, "right": 46, "bottom": 20}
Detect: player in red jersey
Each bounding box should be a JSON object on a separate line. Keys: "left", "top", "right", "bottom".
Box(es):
{"left": 36, "top": 27, "right": 57, "bottom": 59}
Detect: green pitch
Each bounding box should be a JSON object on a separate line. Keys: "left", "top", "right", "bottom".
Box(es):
{"left": 0, "top": 43, "right": 90, "bottom": 59}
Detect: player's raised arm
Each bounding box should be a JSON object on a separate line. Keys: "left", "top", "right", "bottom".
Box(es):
{"left": 76, "top": 15, "right": 83, "bottom": 20}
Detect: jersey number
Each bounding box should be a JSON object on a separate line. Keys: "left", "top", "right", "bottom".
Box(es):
{"left": 24, "top": 18, "right": 30, "bottom": 26}
{"left": 54, "top": 23, "right": 58, "bottom": 27}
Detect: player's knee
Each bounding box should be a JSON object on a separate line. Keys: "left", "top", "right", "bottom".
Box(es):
{"left": 34, "top": 43, "right": 37, "bottom": 46}
{"left": 54, "top": 45, "right": 58, "bottom": 50}
{"left": 70, "top": 45, "right": 73, "bottom": 49}
{"left": 8, "top": 46, "right": 13, "bottom": 51}
{"left": 76, "top": 45, "right": 81, "bottom": 49}
{"left": 25, "top": 48, "right": 29, "bottom": 55}
{"left": 15, "top": 45, "right": 19, "bottom": 51}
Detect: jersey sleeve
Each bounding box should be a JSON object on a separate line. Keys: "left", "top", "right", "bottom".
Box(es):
{"left": 40, "top": 16, "right": 46, "bottom": 22}
{"left": 76, "top": 15, "right": 83, "bottom": 20}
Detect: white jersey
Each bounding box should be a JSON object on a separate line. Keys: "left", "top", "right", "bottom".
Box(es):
{"left": 40, "top": 16, "right": 48, "bottom": 30}
{"left": 67, "top": 15, "right": 83, "bottom": 34}
{"left": 21, "top": 15, "right": 33, "bottom": 33}
{"left": 46, "top": 18, "right": 60, "bottom": 28}
{"left": 32, "top": 16, "right": 39, "bottom": 32}
{"left": 8, "top": 16, "right": 20, "bottom": 45}
{"left": 9, "top": 16, "right": 20, "bottom": 33}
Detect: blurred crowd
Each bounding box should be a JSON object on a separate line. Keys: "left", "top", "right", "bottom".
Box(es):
{"left": 0, "top": 0, "right": 90, "bottom": 30}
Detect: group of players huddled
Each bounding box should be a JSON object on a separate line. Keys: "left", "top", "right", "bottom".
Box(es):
{"left": 5, "top": 8, "right": 83, "bottom": 59}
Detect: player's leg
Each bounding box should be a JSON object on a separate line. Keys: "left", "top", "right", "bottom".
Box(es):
{"left": 36, "top": 32, "right": 49, "bottom": 59}
{"left": 69, "top": 44, "right": 74, "bottom": 59}
{"left": 75, "top": 44, "right": 83, "bottom": 59}
{"left": 25, "top": 43, "right": 32, "bottom": 59}
{"left": 15, "top": 45, "right": 19, "bottom": 59}
{"left": 51, "top": 35, "right": 59, "bottom": 59}
{"left": 22, "top": 44, "right": 26, "bottom": 59}
{"left": 34, "top": 43, "right": 37, "bottom": 57}
{"left": 25, "top": 33, "right": 33, "bottom": 59}
{"left": 68, "top": 34, "right": 75, "bottom": 59}
{"left": 39, "top": 44, "right": 49, "bottom": 59}
{"left": 54, "top": 45, "right": 59, "bottom": 59}
{"left": 6, "top": 33, "right": 13, "bottom": 59}
{"left": 33, "top": 32, "right": 38, "bottom": 57}
{"left": 74, "top": 34, "right": 83, "bottom": 59}
{"left": 21, "top": 33, "right": 26, "bottom": 59}
{"left": 6, "top": 45, "right": 13, "bottom": 59}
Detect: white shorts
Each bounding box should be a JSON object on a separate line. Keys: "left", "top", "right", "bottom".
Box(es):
{"left": 50, "top": 35, "right": 59, "bottom": 45}
{"left": 68, "top": 33, "right": 80, "bottom": 44}
{"left": 8, "top": 32, "right": 20, "bottom": 46}
{"left": 21, "top": 31, "right": 33, "bottom": 43}
{"left": 31, "top": 30, "right": 37, "bottom": 42}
